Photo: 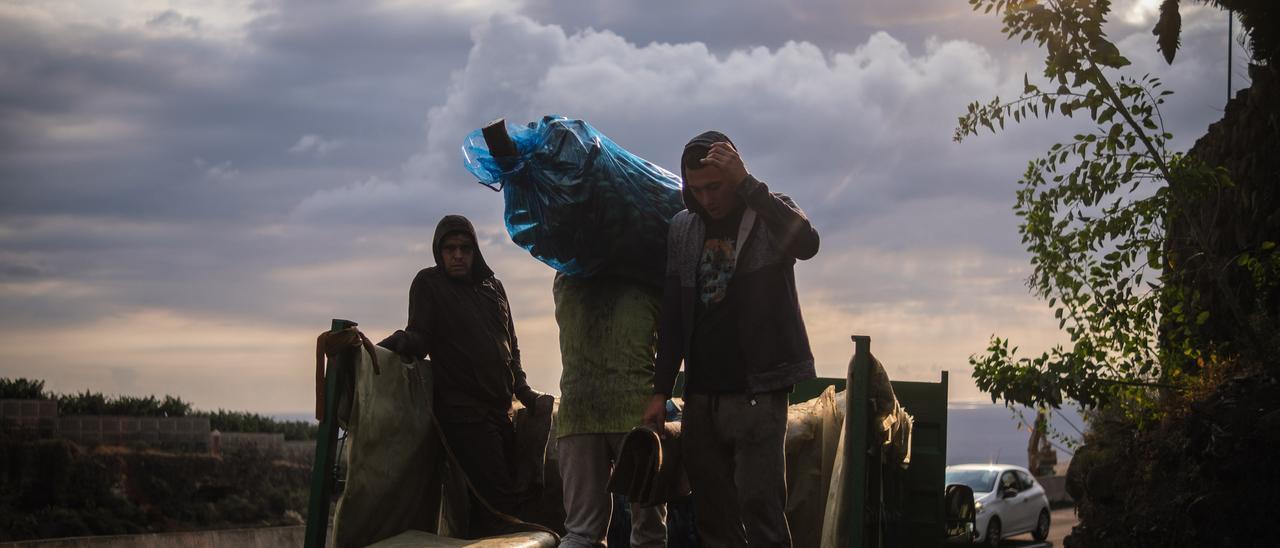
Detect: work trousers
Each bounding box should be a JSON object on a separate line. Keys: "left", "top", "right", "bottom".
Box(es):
{"left": 558, "top": 433, "right": 668, "bottom": 547}
{"left": 439, "top": 411, "right": 520, "bottom": 538}
{"left": 683, "top": 391, "right": 791, "bottom": 547}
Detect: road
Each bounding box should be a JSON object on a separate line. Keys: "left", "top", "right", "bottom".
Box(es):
{"left": 1002, "top": 507, "right": 1078, "bottom": 547}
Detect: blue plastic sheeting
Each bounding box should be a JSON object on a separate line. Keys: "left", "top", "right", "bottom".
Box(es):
{"left": 462, "top": 115, "right": 685, "bottom": 287}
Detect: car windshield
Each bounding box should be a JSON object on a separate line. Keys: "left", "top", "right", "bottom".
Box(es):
{"left": 945, "top": 469, "right": 999, "bottom": 493}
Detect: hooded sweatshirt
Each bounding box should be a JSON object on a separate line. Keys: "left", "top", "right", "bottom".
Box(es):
{"left": 653, "top": 131, "right": 820, "bottom": 397}
{"left": 379, "top": 215, "right": 533, "bottom": 418}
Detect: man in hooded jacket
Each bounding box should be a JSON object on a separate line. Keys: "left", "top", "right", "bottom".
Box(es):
{"left": 643, "top": 132, "right": 819, "bottom": 547}
{"left": 380, "top": 214, "right": 542, "bottom": 537}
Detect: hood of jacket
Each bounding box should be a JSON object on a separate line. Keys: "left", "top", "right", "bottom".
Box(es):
{"left": 680, "top": 130, "right": 740, "bottom": 221}
{"left": 432, "top": 214, "right": 495, "bottom": 281}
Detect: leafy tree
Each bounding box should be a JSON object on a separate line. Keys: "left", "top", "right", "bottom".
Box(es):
{"left": 0, "top": 378, "right": 48, "bottom": 399}
{"left": 56, "top": 390, "right": 110, "bottom": 415}
{"left": 1151, "top": 0, "right": 1279, "bottom": 66}
{"left": 4, "top": 378, "right": 316, "bottom": 440}
{"left": 952, "top": 0, "right": 1274, "bottom": 415}
{"left": 158, "top": 395, "right": 193, "bottom": 417}
{"left": 55, "top": 390, "right": 193, "bottom": 417}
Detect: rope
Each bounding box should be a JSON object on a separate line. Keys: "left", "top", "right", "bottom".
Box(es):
{"left": 425, "top": 395, "right": 561, "bottom": 540}
{"left": 318, "top": 328, "right": 558, "bottom": 541}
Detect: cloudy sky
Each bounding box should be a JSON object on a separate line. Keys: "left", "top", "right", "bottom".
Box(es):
{"left": 0, "top": 0, "right": 1245, "bottom": 414}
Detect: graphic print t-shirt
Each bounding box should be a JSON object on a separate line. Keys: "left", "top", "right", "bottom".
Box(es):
{"left": 687, "top": 207, "right": 748, "bottom": 393}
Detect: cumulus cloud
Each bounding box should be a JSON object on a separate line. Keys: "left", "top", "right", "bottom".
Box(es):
{"left": 299, "top": 9, "right": 1237, "bottom": 399}
{"left": 290, "top": 14, "right": 1053, "bottom": 396}
{"left": 289, "top": 134, "right": 344, "bottom": 157}
{"left": 518, "top": 0, "right": 996, "bottom": 55}
{"left": 0, "top": 0, "right": 1243, "bottom": 410}
{"left": 309, "top": 13, "right": 1045, "bottom": 228}
{"left": 194, "top": 157, "right": 240, "bottom": 181}
{"left": 147, "top": 9, "right": 201, "bottom": 31}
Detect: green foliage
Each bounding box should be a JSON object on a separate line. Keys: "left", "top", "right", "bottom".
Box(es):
{"left": 1, "top": 382, "right": 315, "bottom": 540}
{"left": 54, "top": 390, "right": 193, "bottom": 417}
{"left": 1156, "top": 157, "right": 1273, "bottom": 367}
{"left": 0, "top": 378, "right": 48, "bottom": 399}
{"left": 1153, "top": 0, "right": 1182, "bottom": 64}
{"left": 0, "top": 439, "right": 310, "bottom": 541}
{"left": 199, "top": 409, "right": 317, "bottom": 441}
{"left": 0, "top": 439, "right": 147, "bottom": 540}
{"left": 955, "top": 0, "right": 1232, "bottom": 412}
{"left": 1, "top": 378, "right": 316, "bottom": 440}
{"left": 1149, "top": 1, "right": 1280, "bottom": 67}
{"left": 55, "top": 390, "right": 108, "bottom": 415}
{"left": 960, "top": 0, "right": 1279, "bottom": 417}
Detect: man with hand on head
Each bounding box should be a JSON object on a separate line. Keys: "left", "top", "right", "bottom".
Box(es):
{"left": 644, "top": 132, "right": 819, "bottom": 547}
{"left": 379, "top": 214, "right": 544, "bottom": 537}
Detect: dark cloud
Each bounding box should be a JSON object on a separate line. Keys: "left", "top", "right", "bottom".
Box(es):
{"left": 147, "top": 10, "right": 201, "bottom": 31}
{"left": 517, "top": 0, "right": 1008, "bottom": 55}
{"left": 0, "top": 0, "right": 1246, "bottom": 410}
{"left": 0, "top": 1, "right": 480, "bottom": 222}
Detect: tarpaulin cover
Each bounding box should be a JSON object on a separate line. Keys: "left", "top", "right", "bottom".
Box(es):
{"left": 784, "top": 386, "right": 844, "bottom": 548}
{"left": 462, "top": 115, "right": 685, "bottom": 287}
{"left": 328, "top": 348, "right": 907, "bottom": 547}
{"left": 331, "top": 346, "right": 561, "bottom": 545}
{"left": 331, "top": 346, "right": 442, "bottom": 548}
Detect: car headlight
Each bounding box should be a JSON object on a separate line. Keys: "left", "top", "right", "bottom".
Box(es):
{"left": 974, "top": 501, "right": 984, "bottom": 513}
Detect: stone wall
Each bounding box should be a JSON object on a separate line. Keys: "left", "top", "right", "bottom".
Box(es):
{"left": 2, "top": 398, "right": 212, "bottom": 451}
{"left": 209, "top": 432, "right": 315, "bottom": 462}
{"left": 0, "top": 399, "right": 58, "bottom": 436}
{"left": 56, "top": 415, "right": 211, "bottom": 452}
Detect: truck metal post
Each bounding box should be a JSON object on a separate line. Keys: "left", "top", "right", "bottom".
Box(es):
{"left": 305, "top": 319, "right": 358, "bottom": 548}
{"left": 846, "top": 335, "right": 872, "bottom": 547}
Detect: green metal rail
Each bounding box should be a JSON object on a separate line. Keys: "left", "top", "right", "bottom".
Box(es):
{"left": 310, "top": 331, "right": 950, "bottom": 547}
{"left": 671, "top": 335, "right": 950, "bottom": 546}
{"left": 304, "top": 319, "right": 357, "bottom": 548}
{"left": 846, "top": 335, "right": 872, "bottom": 547}
{"left": 844, "top": 335, "right": 950, "bottom": 548}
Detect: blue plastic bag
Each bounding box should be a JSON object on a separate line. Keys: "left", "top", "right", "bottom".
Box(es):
{"left": 462, "top": 115, "right": 685, "bottom": 287}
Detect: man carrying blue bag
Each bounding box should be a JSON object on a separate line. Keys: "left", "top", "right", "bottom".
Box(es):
{"left": 465, "top": 117, "right": 685, "bottom": 546}
{"left": 554, "top": 273, "right": 669, "bottom": 547}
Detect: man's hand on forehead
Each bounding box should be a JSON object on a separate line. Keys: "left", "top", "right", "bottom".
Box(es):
{"left": 701, "top": 141, "right": 749, "bottom": 186}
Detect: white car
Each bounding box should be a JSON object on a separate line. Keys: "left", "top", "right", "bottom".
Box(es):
{"left": 945, "top": 464, "right": 1051, "bottom": 546}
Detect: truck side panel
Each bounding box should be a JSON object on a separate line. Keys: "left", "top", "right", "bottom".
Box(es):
{"left": 886, "top": 374, "right": 949, "bottom": 547}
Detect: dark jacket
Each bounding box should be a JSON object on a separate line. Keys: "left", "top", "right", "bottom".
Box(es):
{"left": 653, "top": 132, "right": 820, "bottom": 397}
{"left": 379, "top": 215, "right": 534, "bottom": 417}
